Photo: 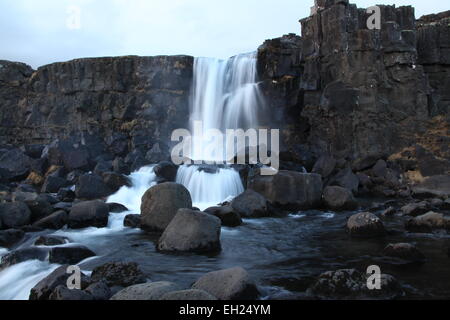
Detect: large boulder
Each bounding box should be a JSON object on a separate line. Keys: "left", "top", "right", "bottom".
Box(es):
{"left": 0, "top": 148, "right": 32, "bottom": 181}
{"left": 322, "top": 186, "right": 358, "bottom": 211}
{"left": 29, "top": 265, "right": 90, "bottom": 300}
{"left": 110, "top": 281, "right": 181, "bottom": 300}
{"left": 412, "top": 175, "right": 450, "bottom": 198}
{"left": 158, "top": 209, "right": 221, "bottom": 253}
{"left": 154, "top": 161, "right": 179, "bottom": 182}
{"left": 41, "top": 176, "right": 69, "bottom": 194}
{"left": 75, "top": 174, "right": 113, "bottom": 200}
{"left": 68, "top": 200, "right": 109, "bottom": 229}
{"left": 347, "top": 212, "right": 386, "bottom": 238}
{"left": 140, "top": 182, "right": 192, "bottom": 231}
{"left": 330, "top": 167, "right": 359, "bottom": 194}
{"left": 102, "top": 172, "right": 131, "bottom": 193}
{"left": 33, "top": 210, "right": 68, "bottom": 230}
{"left": 45, "top": 139, "right": 91, "bottom": 172}
{"left": 312, "top": 155, "right": 336, "bottom": 178}
{"left": 25, "top": 195, "right": 54, "bottom": 223}
{"left": 204, "top": 206, "right": 242, "bottom": 227}
{"left": 0, "top": 229, "right": 25, "bottom": 248}
{"left": 124, "top": 214, "right": 141, "bottom": 228}
{"left": 49, "top": 245, "right": 96, "bottom": 264}
{"left": 0, "top": 201, "right": 32, "bottom": 229}
{"left": 230, "top": 190, "right": 270, "bottom": 218}
{"left": 247, "top": 170, "right": 323, "bottom": 210}
{"left": 160, "top": 289, "right": 217, "bottom": 300}
{"left": 405, "top": 211, "right": 450, "bottom": 233}
{"left": 192, "top": 267, "right": 259, "bottom": 300}
{"left": 0, "top": 247, "right": 48, "bottom": 270}
{"left": 90, "top": 262, "right": 147, "bottom": 288}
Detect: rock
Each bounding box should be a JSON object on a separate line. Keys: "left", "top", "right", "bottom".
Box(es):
{"left": 30, "top": 265, "right": 90, "bottom": 300}
{"left": 85, "top": 281, "right": 112, "bottom": 300}
{"left": 124, "top": 214, "right": 141, "bottom": 228}
{"left": 34, "top": 235, "right": 70, "bottom": 246}
{"left": 102, "top": 172, "right": 131, "bottom": 193}
{"left": 33, "top": 210, "right": 68, "bottom": 230}
{"left": 25, "top": 195, "right": 54, "bottom": 223}
{"left": 0, "top": 201, "right": 31, "bottom": 229}
{"left": 347, "top": 212, "right": 386, "bottom": 238}
{"left": 90, "top": 262, "right": 147, "bottom": 288}
{"left": 23, "top": 144, "right": 45, "bottom": 159}
{"left": 53, "top": 202, "right": 73, "bottom": 212}
{"left": 94, "top": 160, "right": 113, "bottom": 176}
{"left": 405, "top": 211, "right": 450, "bottom": 233}
{"left": 75, "top": 174, "right": 113, "bottom": 200}
{"left": 154, "top": 161, "right": 178, "bottom": 182}
{"left": 145, "top": 143, "right": 169, "bottom": 164}
{"left": 107, "top": 202, "right": 129, "bottom": 213}
{"left": 0, "top": 229, "right": 25, "bottom": 248}
{"left": 160, "top": 289, "right": 217, "bottom": 300}
{"left": 68, "top": 200, "right": 109, "bottom": 229}
{"left": 443, "top": 199, "right": 450, "bottom": 210}
{"left": 352, "top": 154, "right": 384, "bottom": 172}
{"left": 330, "top": 167, "right": 359, "bottom": 194}
{"left": 204, "top": 206, "right": 242, "bottom": 227}
{"left": 322, "top": 186, "right": 358, "bottom": 211}
{"left": 140, "top": 182, "right": 192, "bottom": 231}
{"left": 383, "top": 243, "right": 426, "bottom": 263}
{"left": 49, "top": 286, "right": 93, "bottom": 300}
{"left": 231, "top": 190, "right": 270, "bottom": 218}
{"left": 49, "top": 245, "right": 96, "bottom": 264}
{"left": 41, "top": 176, "right": 69, "bottom": 193}
{"left": 381, "top": 206, "right": 396, "bottom": 217}
{"left": 412, "top": 175, "right": 450, "bottom": 198}
{"left": 0, "top": 148, "right": 32, "bottom": 181}
{"left": 400, "top": 202, "right": 430, "bottom": 216}
{"left": 57, "top": 188, "right": 76, "bottom": 202}
{"left": 372, "top": 160, "right": 388, "bottom": 178}
{"left": 248, "top": 170, "right": 323, "bottom": 210}
{"left": 0, "top": 247, "right": 48, "bottom": 270}
{"left": 45, "top": 139, "right": 91, "bottom": 172}
{"left": 192, "top": 267, "right": 259, "bottom": 300}
{"left": 110, "top": 281, "right": 180, "bottom": 300}
{"left": 312, "top": 155, "right": 336, "bottom": 178}
{"left": 112, "top": 157, "right": 130, "bottom": 175}
{"left": 308, "top": 269, "right": 402, "bottom": 300}
{"left": 158, "top": 209, "right": 221, "bottom": 253}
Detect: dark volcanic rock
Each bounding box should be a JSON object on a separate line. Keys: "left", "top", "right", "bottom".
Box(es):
{"left": 154, "top": 161, "right": 178, "bottom": 182}
{"left": 41, "top": 176, "right": 69, "bottom": 193}
{"left": 0, "top": 148, "right": 32, "bottom": 181}
{"left": 90, "top": 262, "right": 146, "bottom": 288}
{"left": 33, "top": 210, "right": 68, "bottom": 230}
{"left": 49, "top": 245, "right": 96, "bottom": 264}
{"left": 107, "top": 202, "right": 129, "bottom": 213}
{"left": 0, "top": 229, "right": 25, "bottom": 248}
{"left": 49, "top": 286, "right": 93, "bottom": 300}
{"left": 25, "top": 195, "right": 54, "bottom": 222}
{"left": 0, "top": 201, "right": 31, "bottom": 229}
{"left": 0, "top": 247, "right": 48, "bottom": 270}
{"left": 312, "top": 155, "right": 336, "bottom": 178}
{"left": 412, "top": 175, "right": 450, "bottom": 198}
{"left": 140, "top": 182, "right": 192, "bottom": 232}
{"left": 102, "top": 172, "right": 131, "bottom": 193}
{"left": 75, "top": 174, "right": 113, "bottom": 200}
{"left": 347, "top": 212, "right": 386, "bottom": 238}
{"left": 158, "top": 209, "right": 221, "bottom": 253}
{"left": 124, "top": 214, "right": 141, "bottom": 228}
{"left": 231, "top": 190, "right": 270, "bottom": 218}
{"left": 322, "top": 186, "right": 358, "bottom": 211}
{"left": 85, "top": 281, "right": 112, "bottom": 300}
{"left": 383, "top": 243, "right": 426, "bottom": 264}
{"left": 68, "top": 200, "right": 109, "bottom": 229}
{"left": 405, "top": 211, "right": 450, "bottom": 233}
{"left": 34, "top": 235, "right": 70, "bottom": 246}
{"left": 204, "top": 206, "right": 242, "bottom": 227}
{"left": 192, "top": 267, "right": 259, "bottom": 300}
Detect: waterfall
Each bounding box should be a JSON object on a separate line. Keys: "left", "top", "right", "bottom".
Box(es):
{"left": 176, "top": 52, "right": 264, "bottom": 208}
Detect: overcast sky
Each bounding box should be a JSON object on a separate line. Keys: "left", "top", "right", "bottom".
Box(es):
{"left": 0, "top": 0, "right": 448, "bottom": 68}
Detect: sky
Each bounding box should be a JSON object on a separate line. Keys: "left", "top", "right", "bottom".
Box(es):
{"left": 0, "top": 0, "right": 448, "bottom": 69}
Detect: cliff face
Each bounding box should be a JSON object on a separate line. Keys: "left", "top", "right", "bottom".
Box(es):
{"left": 258, "top": 1, "right": 450, "bottom": 176}
{"left": 0, "top": 56, "right": 193, "bottom": 160}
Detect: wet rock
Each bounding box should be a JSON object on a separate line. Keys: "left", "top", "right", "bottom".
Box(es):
{"left": 401, "top": 202, "right": 430, "bottom": 216}
{"left": 41, "top": 176, "right": 69, "bottom": 193}
{"left": 124, "top": 214, "right": 141, "bottom": 228}
{"left": 25, "top": 195, "right": 54, "bottom": 223}
{"left": 22, "top": 144, "right": 45, "bottom": 159}
{"left": 308, "top": 269, "right": 402, "bottom": 300}
{"left": 112, "top": 157, "right": 130, "bottom": 175}
{"left": 347, "top": 212, "right": 386, "bottom": 238}
{"left": 248, "top": 170, "right": 323, "bottom": 210}
{"left": 231, "top": 190, "right": 270, "bottom": 218}
{"left": 204, "top": 206, "right": 242, "bottom": 227}
{"left": 53, "top": 202, "right": 72, "bottom": 212}
{"left": 352, "top": 154, "right": 384, "bottom": 172}
{"left": 0, "top": 229, "right": 25, "bottom": 248}
{"left": 68, "top": 200, "right": 109, "bottom": 229}
{"left": 57, "top": 188, "right": 76, "bottom": 202}
{"left": 111, "top": 281, "right": 180, "bottom": 300}
{"left": 158, "top": 209, "right": 221, "bottom": 253}
{"left": 102, "top": 172, "right": 131, "bottom": 193}
{"left": 154, "top": 161, "right": 178, "bottom": 182}
{"left": 0, "top": 201, "right": 31, "bottom": 229}
{"left": 405, "top": 211, "right": 450, "bottom": 233}
{"left": 107, "top": 202, "right": 129, "bottom": 213}
{"left": 49, "top": 245, "right": 96, "bottom": 264}
{"left": 380, "top": 206, "right": 396, "bottom": 217}
{"left": 30, "top": 265, "right": 90, "bottom": 300}
{"left": 192, "top": 267, "right": 259, "bottom": 300}
{"left": 0, "top": 247, "right": 48, "bottom": 270}
{"left": 85, "top": 281, "right": 112, "bottom": 300}
{"left": 140, "top": 182, "right": 192, "bottom": 232}
{"left": 412, "top": 175, "right": 450, "bottom": 198}
{"left": 90, "top": 262, "right": 147, "bottom": 288}
{"left": 322, "top": 186, "right": 358, "bottom": 211}
{"left": 49, "top": 286, "right": 94, "bottom": 300}
{"left": 330, "top": 167, "right": 359, "bottom": 194}
{"left": 0, "top": 148, "right": 32, "bottom": 181}
{"left": 372, "top": 160, "right": 388, "bottom": 178}
{"left": 75, "top": 173, "right": 112, "bottom": 200}
{"left": 33, "top": 210, "right": 68, "bottom": 230}
{"left": 34, "top": 235, "right": 70, "bottom": 246}
{"left": 94, "top": 160, "right": 113, "bottom": 176}
{"left": 45, "top": 139, "right": 91, "bottom": 172}
{"left": 312, "top": 155, "right": 336, "bottom": 178}
{"left": 160, "top": 289, "right": 217, "bottom": 300}
{"left": 383, "top": 243, "right": 426, "bottom": 264}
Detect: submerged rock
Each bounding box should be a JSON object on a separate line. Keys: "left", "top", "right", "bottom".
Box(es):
{"left": 405, "top": 211, "right": 450, "bottom": 233}
{"left": 192, "top": 267, "right": 259, "bottom": 300}
{"left": 140, "top": 182, "right": 192, "bottom": 232}
{"left": 158, "top": 209, "right": 221, "bottom": 254}
{"left": 382, "top": 243, "right": 426, "bottom": 264}
{"left": 90, "top": 261, "right": 147, "bottom": 288}
{"left": 34, "top": 235, "right": 70, "bottom": 246}
{"left": 347, "top": 212, "right": 386, "bottom": 238}
{"left": 110, "top": 281, "right": 180, "bottom": 300}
